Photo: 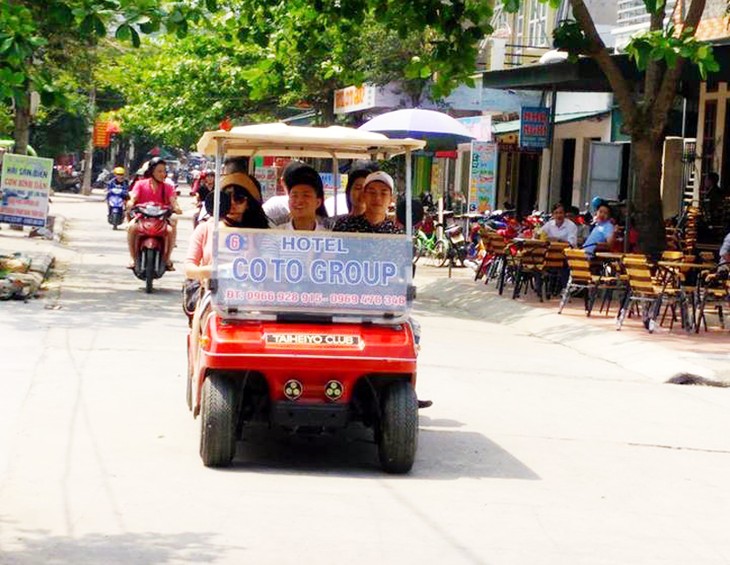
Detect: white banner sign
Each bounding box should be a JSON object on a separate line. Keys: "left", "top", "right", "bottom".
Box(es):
{"left": 0, "top": 154, "right": 53, "bottom": 227}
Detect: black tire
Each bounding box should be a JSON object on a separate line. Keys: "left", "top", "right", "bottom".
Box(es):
{"left": 200, "top": 373, "right": 236, "bottom": 467}
{"left": 144, "top": 249, "right": 155, "bottom": 294}
{"left": 434, "top": 240, "right": 448, "bottom": 268}
{"left": 412, "top": 239, "right": 424, "bottom": 265}
{"left": 377, "top": 381, "right": 418, "bottom": 474}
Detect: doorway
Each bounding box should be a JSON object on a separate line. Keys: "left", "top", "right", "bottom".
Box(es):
{"left": 517, "top": 151, "right": 541, "bottom": 218}
{"left": 559, "top": 138, "right": 576, "bottom": 206}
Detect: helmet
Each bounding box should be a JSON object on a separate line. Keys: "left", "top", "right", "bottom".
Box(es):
{"left": 113, "top": 166, "right": 125, "bottom": 175}
{"left": 144, "top": 157, "right": 166, "bottom": 178}
{"left": 590, "top": 196, "right": 606, "bottom": 211}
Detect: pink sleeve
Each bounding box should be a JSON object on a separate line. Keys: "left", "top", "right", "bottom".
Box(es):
{"left": 165, "top": 182, "right": 177, "bottom": 203}
{"left": 185, "top": 222, "right": 208, "bottom": 267}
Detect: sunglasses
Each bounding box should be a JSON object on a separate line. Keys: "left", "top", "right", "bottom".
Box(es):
{"left": 223, "top": 186, "right": 249, "bottom": 203}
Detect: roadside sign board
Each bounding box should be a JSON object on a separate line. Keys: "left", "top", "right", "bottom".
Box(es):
{"left": 519, "top": 106, "right": 550, "bottom": 149}
{"left": 0, "top": 153, "right": 53, "bottom": 227}
{"left": 468, "top": 141, "right": 498, "bottom": 213}
{"left": 333, "top": 84, "right": 376, "bottom": 114}
{"left": 215, "top": 229, "right": 412, "bottom": 318}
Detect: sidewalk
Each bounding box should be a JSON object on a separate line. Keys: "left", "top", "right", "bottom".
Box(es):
{"left": 414, "top": 263, "right": 730, "bottom": 384}
{"left": 0, "top": 198, "right": 74, "bottom": 300}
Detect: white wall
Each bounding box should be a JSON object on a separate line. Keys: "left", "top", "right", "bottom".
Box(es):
{"left": 538, "top": 114, "right": 613, "bottom": 210}
{"left": 555, "top": 92, "right": 613, "bottom": 115}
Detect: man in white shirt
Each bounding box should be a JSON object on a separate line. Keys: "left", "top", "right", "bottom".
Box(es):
{"left": 543, "top": 202, "right": 578, "bottom": 247}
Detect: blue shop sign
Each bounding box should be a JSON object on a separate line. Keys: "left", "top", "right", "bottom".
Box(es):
{"left": 519, "top": 107, "right": 550, "bottom": 149}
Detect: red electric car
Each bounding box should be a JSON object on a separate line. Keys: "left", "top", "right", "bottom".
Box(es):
{"left": 187, "top": 124, "right": 425, "bottom": 473}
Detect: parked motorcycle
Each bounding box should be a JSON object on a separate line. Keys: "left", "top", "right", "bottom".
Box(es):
{"left": 106, "top": 185, "right": 128, "bottom": 230}
{"left": 130, "top": 204, "right": 172, "bottom": 293}
{"left": 51, "top": 169, "right": 81, "bottom": 193}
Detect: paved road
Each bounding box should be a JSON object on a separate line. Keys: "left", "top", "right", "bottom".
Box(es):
{"left": 1, "top": 194, "right": 729, "bottom": 564}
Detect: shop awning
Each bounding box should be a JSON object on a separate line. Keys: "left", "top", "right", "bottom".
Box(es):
{"left": 492, "top": 110, "right": 610, "bottom": 135}
{"left": 479, "top": 49, "right": 725, "bottom": 97}
{"left": 481, "top": 55, "right": 640, "bottom": 93}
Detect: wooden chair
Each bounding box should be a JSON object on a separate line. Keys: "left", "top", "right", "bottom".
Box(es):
{"left": 539, "top": 241, "right": 570, "bottom": 300}
{"left": 559, "top": 249, "right": 619, "bottom": 316}
{"left": 476, "top": 231, "right": 508, "bottom": 284}
{"left": 511, "top": 240, "right": 549, "bottom": 300}
{"left": 696, "top": 266, "right": 729, "bottom": 332}
{"left": 618, "top": 256, "right": 690, "bottom": 333}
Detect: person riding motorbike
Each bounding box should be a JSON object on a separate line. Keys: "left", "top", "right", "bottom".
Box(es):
{"left": 126, "top": 158, "right": 182, "bottom": 270}
{"left": 107, "top": 166, "right": 129, "bottom": 192}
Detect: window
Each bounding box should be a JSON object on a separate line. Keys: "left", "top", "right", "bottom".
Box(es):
{"left": 702, "top": 100, "right": 717, "bottom": 179}
{"left": 527, "top": 0, "right": 548, "bottom": 47}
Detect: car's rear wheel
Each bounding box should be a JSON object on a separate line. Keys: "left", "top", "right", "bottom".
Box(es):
{"left": 377, "top": 381, "right": 418, "bottom": 474}
{"left": 200, "top": 373, "right": 236, "bottom": 467}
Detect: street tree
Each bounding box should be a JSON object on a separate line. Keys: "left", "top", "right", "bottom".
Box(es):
{"left": 0, "top": 0, "right": 213, "bottom": 155}
{"left": 524, "top": 0, "right": 720, "bottom": 254}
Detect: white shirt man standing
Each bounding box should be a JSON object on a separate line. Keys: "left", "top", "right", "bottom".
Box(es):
{"left": 543, "top": 203, "right": 578, "bottom": 247}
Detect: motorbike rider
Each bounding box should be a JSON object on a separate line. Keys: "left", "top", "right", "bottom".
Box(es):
{"left": 126, "top": 157, "right": 182, "bottom": 270}
{"left": 107, "top": 166, "right": 129, "bottom": 193}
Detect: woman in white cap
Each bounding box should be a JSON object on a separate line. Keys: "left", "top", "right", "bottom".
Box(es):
{"left": 332, "top": 171, "right": 402, "bottom": 234}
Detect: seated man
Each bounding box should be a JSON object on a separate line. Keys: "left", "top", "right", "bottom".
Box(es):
{"left": 582, "top": 202, "right": 615, "bottom": 256}
{"left": 720, "top": 230, "right": 730, "bottom": 264}
{"left": 543, "top": 202, "right": 577, "bottom": 247}
{"left": 332, "top": 172, "right": 403, "bottom": 234}
{"left": 126, "top": 158, "right": 182, "bottom": 269}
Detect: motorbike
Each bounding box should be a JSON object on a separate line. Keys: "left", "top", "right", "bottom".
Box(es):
{"left": 443, "top": 223, "right": 468, "bottom": 268}
{"left": 106, "top": 185, "right": 128, "bottom": 229}
{"left": 130, "top": 203, "right": 172, "bottom": 293}
{"left": 52, "top": 169, "right": 81, "bottom": 193}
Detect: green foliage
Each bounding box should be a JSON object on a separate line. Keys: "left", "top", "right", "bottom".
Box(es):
{"left": 100, "top": 33, "right": 268, "bottom": 148}
{"left": 0, "top": 103, "right": 12, "bottom": 136}
{"left": 552, "top": 19, "right": 591, "bottom": 61}
{"left": 625, "top": 25, "right": 720, "bottom": 79}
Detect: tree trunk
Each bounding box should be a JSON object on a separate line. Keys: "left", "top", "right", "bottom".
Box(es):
{"left": 631, "top": 135, "right": 666, "bottom": 257}
{"left": 81, "top": 88, "right": 96, "bottom": 195}
{"left": 13, "top": 92, "right": 31, "bottom": 155}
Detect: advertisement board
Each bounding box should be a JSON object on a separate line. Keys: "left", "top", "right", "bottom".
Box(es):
{"left": 468, "top": 141, "right": 498, "bottom": 213}
{"left": 0, "top": 154, "right": 53, "bottom": 227}
{"left": 254, "top": 166, "right": 278, "bottom": 200}
{"left": 333, "top": 84, "right": 376, "bottom": 114}
{"left": 214, "top": 229, "right": 412, "bottom": 318}
{"left": 519, "top": 106, "right": 550, "bottom": 149}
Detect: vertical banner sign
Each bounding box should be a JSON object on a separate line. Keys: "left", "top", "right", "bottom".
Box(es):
{"left": 468, "top": 141, "right": 498, "bottom": 213}
{"left": 430, "top": 159, "right": 443, "bottom": 196}
{"left": 93, "top": 119, "right": 111, "bottom": 148}
{"left": 0, "top": 154, "right": 53, "bottom": 227}
{"left": 519, "top": 106, "right": 550, "bottom": 149}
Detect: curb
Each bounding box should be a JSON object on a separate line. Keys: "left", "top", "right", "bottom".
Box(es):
{"left": 415, "top": 271, "right": 729, "bottom": 384}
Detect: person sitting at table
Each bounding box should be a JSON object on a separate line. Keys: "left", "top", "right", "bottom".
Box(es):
{"left": 543, "top": 202, "right": 577, "bottom": 247}
{"left": 720, "top": 230, "right": 730, "bottom": 265}
{"left": 332, "top": 172, "right": 403, "bottom": 234}
{"left": 582, "top": 201, "right": 615, "bottom": 256}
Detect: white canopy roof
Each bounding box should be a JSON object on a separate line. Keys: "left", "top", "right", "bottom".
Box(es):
{"left": 196, "top": 122, "right": 426, "bottom": 160}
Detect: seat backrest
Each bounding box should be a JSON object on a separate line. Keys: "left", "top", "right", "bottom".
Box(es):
{"left": 564, "top": 249, "right": 593, "bottom": 283}
{"left": 623, "top": 256, "right": 657, "bottom": 294}
{"left": 514, "top": 241, "right": 547, "bottom": 268}
{"left": 486, "top": 232, "right": 507, "bottom": 255}
{"left": 544, "top": 241, "right": 569, "bottom": 269}
{"left": 661, "top": 250, "right": 683, "bottom": 261}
